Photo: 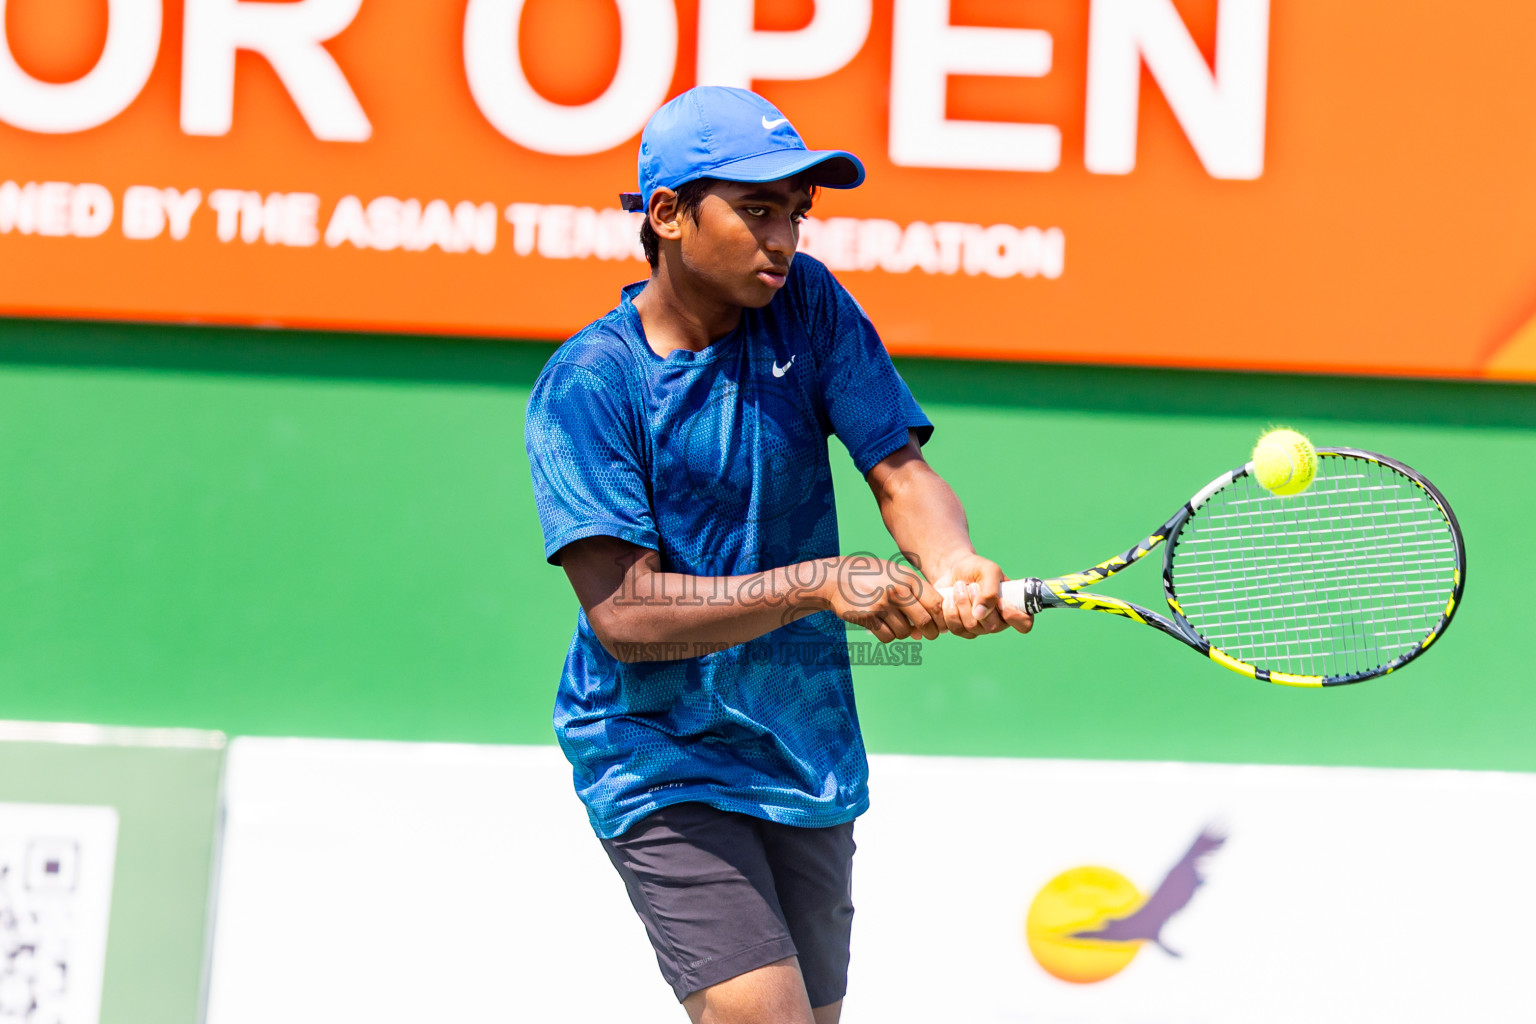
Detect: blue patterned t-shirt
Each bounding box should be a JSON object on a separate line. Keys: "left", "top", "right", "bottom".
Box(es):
{"left": 525, "top": 254, "right": 932, "bottom": 839}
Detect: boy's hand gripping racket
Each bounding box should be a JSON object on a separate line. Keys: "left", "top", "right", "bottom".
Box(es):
{"left": 962, "top": 448, "right": 1465, "bottom": 687}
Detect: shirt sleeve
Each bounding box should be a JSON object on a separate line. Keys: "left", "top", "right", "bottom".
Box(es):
{"left": 525, "top": 360, "right": 658, "bottom": 565}
{"left": 800, "top": 258, "right": 933, "bottom": 475}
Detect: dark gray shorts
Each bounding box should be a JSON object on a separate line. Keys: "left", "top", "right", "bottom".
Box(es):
{"left": 599, "top": 802, "right": 856, "bottom": 1007}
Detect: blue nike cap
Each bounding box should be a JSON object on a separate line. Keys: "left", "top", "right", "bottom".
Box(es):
{"left": 620, "top": 86, "right": 865, "bottom": 213}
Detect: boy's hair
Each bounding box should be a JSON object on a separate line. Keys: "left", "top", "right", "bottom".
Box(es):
{"left": 638, "top": 176, "right": 819, "bottom": 268}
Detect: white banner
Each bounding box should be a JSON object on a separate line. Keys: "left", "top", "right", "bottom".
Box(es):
{"left": 0, "top": 803, "right": 119, "bottom": 1024}
{"left": 849, "top": 756, "right": 1536, "bottom": 1022}
{"left": 205, "top": 740, "right": 1536, "bottom": 1023}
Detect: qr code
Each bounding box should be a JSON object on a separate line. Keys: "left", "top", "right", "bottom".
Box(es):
{"left": 0, "top": 808, "right": 118, "bottom": 1024}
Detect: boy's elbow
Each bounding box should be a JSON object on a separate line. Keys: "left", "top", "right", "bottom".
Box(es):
{"left": 587, "top": 604, "right": 642, "bottom": 662}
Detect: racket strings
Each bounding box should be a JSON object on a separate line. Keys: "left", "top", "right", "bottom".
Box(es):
{"left": 1169, "top": 458, "right": 1457, "bottom": 678}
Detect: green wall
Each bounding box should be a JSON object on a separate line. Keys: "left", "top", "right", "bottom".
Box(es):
{"left": 0, "top": 318, "right": 1530, "bottom": 769}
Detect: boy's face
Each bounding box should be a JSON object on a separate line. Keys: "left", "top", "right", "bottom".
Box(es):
{"left": 670, "top": 178, "right": 814, "bottom": 309}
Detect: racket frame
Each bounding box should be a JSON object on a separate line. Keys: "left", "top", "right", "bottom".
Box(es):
{"left": 1004, "top": 447, "right": 1466, "bottom": 687}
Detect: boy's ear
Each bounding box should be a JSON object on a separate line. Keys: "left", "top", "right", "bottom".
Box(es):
{"left": 649, "top": 188, "right": 683, "bottom": 242}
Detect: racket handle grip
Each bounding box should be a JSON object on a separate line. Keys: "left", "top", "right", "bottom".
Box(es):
{"left": 1001, "top": 578, "right": 1044, "bottom": 614}
{"left": 936, "top": 579, "right": 1044, "bottom": 615}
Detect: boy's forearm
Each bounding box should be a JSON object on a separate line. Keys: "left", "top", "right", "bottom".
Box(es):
{"left": 865, "top": 436, "right": 1034, "bottom": 636}
{"left": 593, "top": 558, "right": 838, "bottom": 661}
{"left": 593, "top": 552, "right": 940, "bottom": 658}
{"left": 873, "top": 454, "right": 977, "bottom": 583}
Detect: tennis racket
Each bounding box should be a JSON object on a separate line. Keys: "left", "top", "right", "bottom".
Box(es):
{"left": 952, "top": 447, "right": 1465, "bottom": 687}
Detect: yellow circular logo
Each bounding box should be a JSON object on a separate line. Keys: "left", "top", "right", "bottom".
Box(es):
{"left": 1025, "top": 865, "right": 1145, "bottom": 984}
{"left": 1024, "top": 828, "right": 1227, "bottom": 984}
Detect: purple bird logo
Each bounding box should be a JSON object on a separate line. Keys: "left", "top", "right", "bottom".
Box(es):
{"left": 1025, "top": 827, "right": 1227, "bottom": 984}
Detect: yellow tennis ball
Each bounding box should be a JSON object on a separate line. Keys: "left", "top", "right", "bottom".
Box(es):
{"left": 1252, "top": 428, "right": 1317, "bottom": 495}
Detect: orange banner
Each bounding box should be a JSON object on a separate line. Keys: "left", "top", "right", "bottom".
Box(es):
{"left": 2, "top": 0, "right": 1535, "bottom": 380}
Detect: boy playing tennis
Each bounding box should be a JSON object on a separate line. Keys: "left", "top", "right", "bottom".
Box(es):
{"left": 525, "top": 86, "right": 1031, "bottom": 1024}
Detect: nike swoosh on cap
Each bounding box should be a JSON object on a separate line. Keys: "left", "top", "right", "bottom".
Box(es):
{"left": 762, "top": 116, "right": 790, "bottom": 130}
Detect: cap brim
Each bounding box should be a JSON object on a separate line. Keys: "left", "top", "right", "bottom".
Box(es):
{"left": 705, "top": 149, "right": 865, "bottom": 190}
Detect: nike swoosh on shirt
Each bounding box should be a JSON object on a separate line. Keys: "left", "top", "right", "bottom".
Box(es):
{"left": 762, "top": 116, "right": 790, "bottom": 130}
{"left": 772, "top": 356, "right": 795, "bottom": 377}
